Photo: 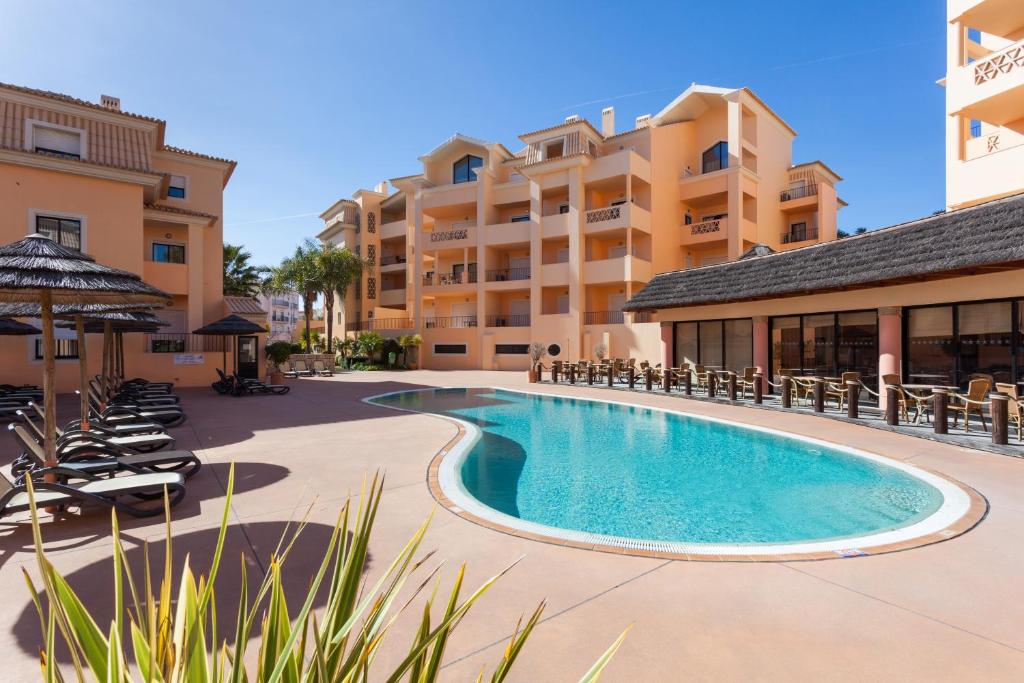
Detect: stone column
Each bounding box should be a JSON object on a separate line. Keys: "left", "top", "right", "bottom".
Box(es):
{"left": 186, "top": 222, "right": 205, "bottom": 331}
{"left": 752, "top": 315, "right": 769, "bottom": 393}
{"left": 660, "top": 322, "right": 673, "bottom": 369}
{"left": 878, "top": 306, "right": 902, "bottom": 410}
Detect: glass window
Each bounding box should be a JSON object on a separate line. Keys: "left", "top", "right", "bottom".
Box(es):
{"left": 958, "top": 301, "right": 1012, "bottom": 384}
{"left": 452, "top": 155, "right": 483, "bottom": 184}
{"left": 723, "top": 319, "right": 752, "bottom": 373}
{"left": 803, "top": 314, "right": 835, "bottom": 377}
{"left": 674, "top": 322, "right": 699, "bottom": 368}
{"left": 168, "top": 175, "right": 186, "bottom": 199}
{"left": 771, "top": 316, "right": 802, "bottom": 383}
{"left": 701, "top": 141, "right": 728, "bottom": 173}
{"left": 906, "top": 306, "right": 954, "bottom": 385}
{"left": 36, "top": 215, "right": 82, "bottom": 251}
{"left": 837, "top": 311, "right": 878, "bottom": 386}
{"left": 33, "top": 125, "right": 81, "bottom": 159}
{"left": 698, "top": 321, "right": 723, "bottom": 368}
{"left": 35, "top": 337, "right": 79, "bottom": 359}
{"left": 152, "top": 242, "right": 185, "bottom": 264}
{"left": 558, "top": 203, "right": 570, "bottom": 214}
{"left": 1017, "top": 301, "right": 1024, "bottom": 387}
{"left": 510, "top": 214, "right": 529, "bottom": 223}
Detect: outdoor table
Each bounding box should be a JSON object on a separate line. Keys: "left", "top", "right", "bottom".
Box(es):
{"left": 909, "top": 373, "right": 951, "bottom": 382}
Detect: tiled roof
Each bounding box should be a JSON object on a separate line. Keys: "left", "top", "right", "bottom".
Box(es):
{"left": 624, "top": 193, "right": 1024, "bottom": 311}
{"left": 0, "top": 82, "right": 165, "bottom": 124}
{"left": 143, "top": 203, "right": 218, "bottom": 221}
{"left": 224, "top": 296, "right": 267, "bottom": 315}
{"left": 519, "top": 118, "right": 603, "bottom": 141}
{"left": 161, "top": 145, "right": 236, "bottom": 166}
{"left": 0, "top": 144, "right": 160, "bottom": 177}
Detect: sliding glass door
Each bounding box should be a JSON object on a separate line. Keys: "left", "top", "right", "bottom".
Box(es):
{"left": 769, "top": 310, "right": 879, "bottom": 395}
{"left": 674, "top": 318, "right": 752, "bottom": 373}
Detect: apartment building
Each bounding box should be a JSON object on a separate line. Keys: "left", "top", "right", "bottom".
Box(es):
{"left": 0, "top": 82, "right": 240, "bottom": 389}
{"left": 258, "top": 290, "right": 302, "bottom": 341}
{"left": 944, "top": 0, "right": 1024, "bottom": 209}
{"left": 319, "top": 84, "right": 842, "bottom": 370}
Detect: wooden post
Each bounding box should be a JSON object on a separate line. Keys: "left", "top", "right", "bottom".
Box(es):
{"left": 117, "top": 332, "right": 124, "bottom": 381}
{"left": 727, "top": 372, "right": 738, "bottom": 401}
{"left": 569, "top": 364, "right": 576, "bottom": 384}
{"left": 683, "top": 370, "right": 692, "bottom": 396}
{"left": 75, "top": 315, "right": 89, "bottom": 430}
{"left": 586, "top": 364, "right": 594, "bottom": 385}
{"left": 932, "top": 388, "right": 948, "bottom": 435}
{"left": 628, "top": 366, "right": 635, "bottom": 389}
{"left": 663, "top": 368, "right": 672, "bottom": 393}
{"left": 753, "top": 373, "right": 763, "bottom": 404}
{"left": 813, "top": 378, "right": 825, "bottom": 413}
{"left": 40, "top": 291, "right": 57, "bottom": 470}
{"left": 847, "top": 381, "right": 860, "bottom": 419}
{"left": 991, "top": 393, "right": 1009, "bottom": 446}
{"left": 781, "top": 376, "right": 792, "bottom": 408}
{"left": 607, "top": 365, "right": 614, "bottom": 388}
{"left": 552, "top": 364, "right": 559, "bottom": 383}
{"left": 100, "top": 320, "right": 112, "bottom": 408}
{"left": 707, "top": 372, "right": 717, "bottom": 398}
{"left": 645, "top": 367, "right": 653, "bottom": 391}
{"left": 885, "top": 385, "right": 900, "bottom": 425}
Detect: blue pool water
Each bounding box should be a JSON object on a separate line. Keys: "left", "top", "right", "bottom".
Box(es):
{"left": 372, "top": 388, "right": 945, "bottom": 545}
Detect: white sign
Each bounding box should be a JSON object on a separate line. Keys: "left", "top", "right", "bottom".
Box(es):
{"left": 173, "top": 353, "right": 205, "bottom": 365}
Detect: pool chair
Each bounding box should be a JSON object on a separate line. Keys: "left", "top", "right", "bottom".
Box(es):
{"left": 22, "top": 405, "right": 176, "bottom": 454}
{"left": 231, "top": 373, "right": 290, "bottom": 396}
{"left": 311, "top": 360, "right": 333, "bottom": 377}
{"left": 825, "top": 371, "right": 862, "bottom": 411}
{"left": 788, "top": 376, "right": 817, "bottom": 406}
{"left": 736, "top": 367, "right": 757, "bottom": 399}
{"left": 995, "top": 384, "right": 1023, "bottom": 443}
{"left": 950, "top": 377, "right": 992, "bottom": 433}
{"left": 85, "top": 386, "right": 187, "bottom": 428}
{"left": 281, "top": 361, "right": 300, "bottom": 378}
{"left": 291, "top": 360, "right": 315, "bottom": 377}
{"left": 0, "top": 466, "right": 186, "bottom": 519}
{"left": 9, "top": 423, "right": 201, "bottom": 481}
{"left": 693, "top": 365, "right": 709, "bottom": 391}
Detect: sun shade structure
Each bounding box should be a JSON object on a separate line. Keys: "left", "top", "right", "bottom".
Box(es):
{"left": 0, "top": 317, "right": 40, "bottom": 335}
{"left": 193, "top": 314, "right": 265, "bottom": 375}
{"left": 0, "top": 233, "right": 171, "bottom": 472}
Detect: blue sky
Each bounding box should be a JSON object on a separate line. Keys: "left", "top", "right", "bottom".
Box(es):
{"left": 1, "top": 0, "right": 947, "bottom": 268}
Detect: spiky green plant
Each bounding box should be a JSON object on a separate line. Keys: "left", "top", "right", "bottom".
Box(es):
{"left": 23, "top": 468, "right": 628, "bottom": 681}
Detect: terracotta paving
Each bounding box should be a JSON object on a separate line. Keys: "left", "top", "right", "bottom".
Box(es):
{"left": 2, "top": 370, "right": 1023, "bottom": 680}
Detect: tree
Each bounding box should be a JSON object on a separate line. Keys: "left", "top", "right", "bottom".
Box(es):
{"left": 223, "top": 244, "right": 267, "bottom": 296}
{"left": 356, "top": 331, "right": 385, "bottom": 363}
{"left": 318, "top": 242, "right": 365, "bottom": 354}
{"left": 398, "top": 333, "right": 422, "bottom": 367}
{"left": 264, "top": 240, "right": 323, "bottom": 352}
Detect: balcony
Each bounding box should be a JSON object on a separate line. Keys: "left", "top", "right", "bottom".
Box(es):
{"left": 423, "top": 271, "right": 477, "bottom": 287}
{"left": 380, "top": 254, "right": 407, "bottom": 271}
{"left": 421, "top": 181, "right": 476, "bottom": 210}
{"left": 424, "top": 223, "right": 476, "bottom": 248}
{"left": 949, "top": 37, "right": 1024, "bottom": 125}
{"left": 583, "top": 203, "right": 651, "bottom": 235}
{"left": 583, "top": 148, "right": 651, "bottom": 184}
{"left": 380, "top": 289, "right": 405, "bottom": 307}
{"left": 680, "top": 217, "right": 727, "bottom": 246}
{"left": 583, "top": 255, "right": 651, "bottom": 284}
{"left": 486, "top": 314, "right": 530, "bottom": 328}
{"left": 541, "top": 212, "right": 570, "bottom": 237}
{"left": 781, "top": 227, "right": 818, "bottom": 245}
{"left": 345, "top": 317, "right": 414, "bottom": 332}
{"left": 381, "top": 219, "right": 405, "bottom": 240}
{"left": 423, "top": 315, "right": 478, "bottom": 329}
{"left": 583, "top": 310, "right": 624, "bottom": 325}
{"left": 485, "top": 267, "right": 531, "bottom": 282}
{"left": 143, "top": 261, "right": 188, "bottom": 295}
{"left": 541, "top": 261, "right": 570, "bottom": 286}
{"left": 484, "top": 220, "right": 531, "bottom": 246}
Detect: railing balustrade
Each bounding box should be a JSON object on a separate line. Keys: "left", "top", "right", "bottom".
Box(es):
{"left": 779, "top": 184, "right": 818, "bottom": 201}
{"left": 423, "top": 316, "right": 478, "bottom": 329}
{"left": 345, "top": 318, "right": 414, "bottom": 332}
{"left": 689, "top": 219, "right": 721, "bottom": 235}
{"left": 585, "top": 206, "right": 622, "bottom": 224}
{"left": 780, "top": 228, "right": 819, "bottom": 244}
{"left": 379, "top": 255, "right": 407, "bottom": 266}
{"left": 485, "top": 314, "right": 530, "bottom": 327}
{"left": 145, "top": 333, "right": 230, "bottom": 353}
{"left": 485, "top": 267, "right": 531, "bottom": 282}
{"left": 583, "top": 310, "right": 625, "bottom": 325}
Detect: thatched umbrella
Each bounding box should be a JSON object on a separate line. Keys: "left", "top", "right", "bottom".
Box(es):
{"left": 0, "top": 317, "right": 41, "bottom": 335}
{"left": 193, "top": 314, "right": 265, "bottom": 376}
{"left": 0, "top": 234, "right": 170, "bottom": 470}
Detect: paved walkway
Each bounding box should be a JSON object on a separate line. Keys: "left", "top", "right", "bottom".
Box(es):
{"left": 2, "top": 370, "right": 1023, "bottom": 681}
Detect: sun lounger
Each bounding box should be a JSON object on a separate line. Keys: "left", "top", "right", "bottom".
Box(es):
{"left": 21, "top": 406, "right": 175, "bottom": 454}
{"left": 231, "top": 373, "right": 289, "bottom": 396}
{"left": 291, "top": 360, "right": 314, "bottom": 377}
{"left": 311, "top": 360, "right": 333, "bottom": 377}
{"left": 0, "top": 468, "right": 185, "bottom": 518}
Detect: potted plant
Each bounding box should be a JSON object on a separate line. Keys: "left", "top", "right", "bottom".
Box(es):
{"left": 265, "top": 341, "right": 292, "bottom": 384}
{"left": 527, "top": 341, "right": 547, "bottom": 383}
{"left": 399, "top": 333, "right": 423, "bottom": 369}
{"left": 594, "top": 343, "right": 607, "bottom": 363}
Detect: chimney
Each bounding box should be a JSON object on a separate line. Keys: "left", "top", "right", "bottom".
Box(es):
{"left": 601, "top": 107, "right": 615, "bottom": 137}
{"left": 564, "top": 114, "right": 580, "bottom": 124}
{"left": 100, "top": 95, "right": 121, "bottom": 111}
{"left": 635, "top": 114, "right": 652, "bottom": 129}
{"left": 375, "top": 180, "right": 389, "bottom": 194}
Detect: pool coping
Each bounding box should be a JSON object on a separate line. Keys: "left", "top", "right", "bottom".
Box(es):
{"left": 363, "top": 386, "right": 989, "bottom": 562}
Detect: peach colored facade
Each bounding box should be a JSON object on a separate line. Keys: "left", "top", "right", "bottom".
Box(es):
{"left": 0, "top": 83, "right": 245, "bottom": 390}
{"left": 944, "top": 0, "right": 1024, "bottom": 208}
{"left": 319, "top": 85, "right": 842, "bottom": 370}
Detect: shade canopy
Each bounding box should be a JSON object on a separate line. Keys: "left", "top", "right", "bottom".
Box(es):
{"left": 56, "top": 310, "right": 169, "bottom": 333}
{"left": 0, "top": 234, "right": 171, "bottom": 306}
{"left": 0, "top": 317, "right": 40, "bottom": 335}
{"left": 193, "top": 314, "right": 265, "bottom": 336}
{"left": 0, "top": 302, "right": 165, "bottom": 317}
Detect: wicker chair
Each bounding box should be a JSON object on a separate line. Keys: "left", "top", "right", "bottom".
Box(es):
{"left": 995, "top": 383, "right": 1023, "bottom": 442}
{"left": 824, "top": 371, "right": 861, "bottom": 411}
{"left": 736, "top": 367, "right": 757, "bottom": 399}
{"left": 950, "top": 377, "right": 992, "bottom": 433}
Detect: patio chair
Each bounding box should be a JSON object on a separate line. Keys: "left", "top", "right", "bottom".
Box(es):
{"left": 231, "top": 373, "right": 290, "bottom": 396}
{"left": 788, "top": 376, "right": 817, "bottom": 406}
{"left": 9, "top": 423, "right": 201, "bottom": 481}
{"left": 736, "top": 367, "right": 757, "bottom": 399}
{"left": 995, "top": 383, "right": 1023, "bottom": 443}
{"left": 0, "top": 467, "right": 186, "bottom": 519}
{"left": 291, "top": 360, "right": 315, "bottom": 377}
{"left": 311, "top": 360, "right": 333, "bottom": 377}
{"left": 693, "top": 365, "right": 708, "bottom": 391}
{"left": 824, "top": 371, "right": 862, "bottom": 411}
{"left": 24, "top": 404, "right": 175, "bottom": 454}
{"left": 950, "top": 377, "right": 992, "bottom": 433}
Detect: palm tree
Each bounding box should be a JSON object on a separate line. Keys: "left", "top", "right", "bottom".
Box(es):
{"left": 223, "top": 244, "right": 267, "bottom": 296}
{"left": 264, "top": 240, "right": 322, "bottom": 352}
{"left": 318, "top": 242, "right": 365, "bottom": 353}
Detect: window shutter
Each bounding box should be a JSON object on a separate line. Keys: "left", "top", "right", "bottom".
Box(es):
{"left": 34, "top": 126, "right": 82, "bottom": 156}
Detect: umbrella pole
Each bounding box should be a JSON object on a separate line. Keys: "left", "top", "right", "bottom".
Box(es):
{"left": 40, "top": 291, "right": 57, "bottom": 471}
{"left": 101, "top": 321, "right": 112, "bottom": 408}
{"left": 75, "top": 315, "right": 89, "bottom": 430}
{"left": 116, "top": 332, "right": 124, "bottom": 380}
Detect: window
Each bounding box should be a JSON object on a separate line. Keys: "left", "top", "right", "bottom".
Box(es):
{"left": 701, "top": 141, "right": 728, "bottom": 174}
{"left": 495, "top": 344, "right": 530, "bottom": 355}
{"left": 906, "top": 306, "right": 955, "bottom": 386}
{"left": 769, "top": 311, "right": 879, "bottom": 393}
{"left": 674, "top": 318, "right": 753, "bottom": 374}
{"left": 32, "top": 124, "right": 82, "bottom": 159}
{"left": 168, "top": 175, "right": 186, "bottom": 199}
{"left": 510, "top": 214, "right": 529, "bottom": 223}
{"left": 544, "top": 139, "right": 564, "bottom": 160}
{"left": 434, "top": 343, "right": 467, "bottom": 355}
{"left": 558, "top": 203, "right": 569, "bottom": 214}
{"left": 36, "top": 215, "right": 82, "bottom": 251}
{"left": 35, "top": 337, "right": 79, "bottom": 360}
{"left": 152, "top": 242, "right": 185, "bottom": 264}
{"left": 452, "top": 154, "right": 483, "bottom": 184}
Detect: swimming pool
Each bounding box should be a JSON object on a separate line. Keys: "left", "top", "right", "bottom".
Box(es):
{"left": 369, "top": 387, "right": 975, "bottom": 557}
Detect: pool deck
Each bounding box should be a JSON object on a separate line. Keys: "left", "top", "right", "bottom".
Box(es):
{"left": 2, "top": 370, "right": 1023, "bottom": 680}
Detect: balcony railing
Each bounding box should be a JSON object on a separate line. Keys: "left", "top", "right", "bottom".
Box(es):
{"left": 689, "top": 219, "right": 722, "bottom": 236}
{"left": 781, "top": 228, "right": 818, "bottom": 244}
{"left": 380, "top": 254, "right": 407, "bottom": 266}
{"left": 779, "top": 184, "right": 818, "bottom": 202}
{"left": 424, "top": 316, "right": 478, "bottom": 328}
{"left": 423, "top": 272, "right": 477, "bottom": 286}
{"left": 345, "top": 318, "right": 414, "bottom": 332}
{"left": 585, "top": 205, "right": 621, "bottom": 224}
{"left": 381, "top": 282, "right": 405, "bottom": 291}
{"left": 145, "top": 333, "right": 230, "bottom": 354}
{"left": 973, "top": 38, "right": 1024, "bottom": 86}
{"left": 485, "top": 267, "right": 531, "bottom": 282}
{"left": 486, "top": 314, "right": 530, "bottom": 327}
{"left": 632, "top": 311, "right": 654, "bottom": 323}
{"left": 583, "top": 310, "right": 625, "bottom": 325}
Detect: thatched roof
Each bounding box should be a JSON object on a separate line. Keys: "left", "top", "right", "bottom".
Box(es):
{"left": 193, "top": 314, "right": 265, "bottom": 336}
{"left": 0, "top": 317, "right": 40, "bottom": 335}
{"left": 624, "top": 193, "right": 1024, "bottom": 312}
{"left": 56, "top": 311, "right": 168, "bottom": 332}
{"left": 0, "top": 234, "right": 171, "bottom": 306}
